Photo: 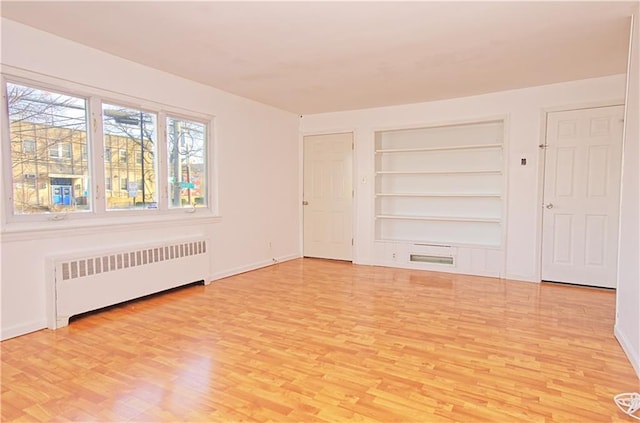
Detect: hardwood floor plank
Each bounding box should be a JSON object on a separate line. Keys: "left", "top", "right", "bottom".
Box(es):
{"left": 2, "top": 258, "right": 638, "bottom": 422}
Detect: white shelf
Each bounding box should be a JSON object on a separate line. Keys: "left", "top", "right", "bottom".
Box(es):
{"left": 375, "top": 143, "right": 502, "bottom": 154}
{"left": 376, "top": 215, "right": 501, "bottom": 223}
{"left": 375, "top": 238, "right": 502, "bottom": 249}
{"left": 376, "top": 192, "right": 501, "bottom": 198}
{"left": 374, "top": 120, "right": 505, "bottom": 249}
{"left": 376, "top": 169, "right": 502, "bottom": 175}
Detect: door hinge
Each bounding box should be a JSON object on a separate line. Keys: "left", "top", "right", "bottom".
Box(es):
{"left": 352, "top": 238, "right": 354, "bottom": 246}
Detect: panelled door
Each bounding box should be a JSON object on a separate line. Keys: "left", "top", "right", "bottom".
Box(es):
{"left": 303, "top": 133, "right": 353, "bottom": 261}
{"left": 541, "top": 105, "right": 624, "bottom": 288}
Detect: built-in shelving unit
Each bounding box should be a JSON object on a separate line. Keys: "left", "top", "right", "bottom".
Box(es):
{"left": 374, "top": 120, "right": 505, "bottom": 267}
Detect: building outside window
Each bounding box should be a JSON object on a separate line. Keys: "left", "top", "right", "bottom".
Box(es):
{"left": 6, "top": 82, "right": 90, "bottom": 214}
{"left": 167, "top": 116, "right": 207, "bottom": 208}
{"left": 103, "top": 103, "right": 157, "bottom": 210}
{"left": 3, "top": 79, "right": 212, "bottom": 218}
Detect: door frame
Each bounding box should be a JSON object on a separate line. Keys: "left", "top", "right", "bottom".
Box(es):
{"left": 300, "top": 129, "right": 356, "bottom": 260}
{"left": 536, "top": 100, "right": 626, "bottom": 283}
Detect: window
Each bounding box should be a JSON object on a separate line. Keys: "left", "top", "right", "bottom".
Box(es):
{"left": 167, "top": 116, "right": 207, "bottom": 208}
{"left": 61, "top": 143, "right": 71, "bottom": 159}
{"left": 102, "top": 103, "right": 157, "bottom": 210}
{"left": 3, "top": 78, "right": 213, "bottom": 221}
{"left": 22, "top": 139, "right": 36, "bottom": 153}
{"left": 49, "top": 145, "right": 59, "bottom": 158}
{"left": 6, "top": 82, "right": 90, "bottom": 214}
{"left": 48, "top": 143, "right": 72, "bottom": 159}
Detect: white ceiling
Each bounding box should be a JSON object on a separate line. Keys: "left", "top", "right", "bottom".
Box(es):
{"left": 1, "top": 1, "right": 636, "bottom": 114}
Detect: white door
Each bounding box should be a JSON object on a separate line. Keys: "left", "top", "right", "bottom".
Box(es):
{"left": 541, "top": 105, "right": 624, "bottom": 288}
{"left": 303, "top": 133, "right": 353, "bottom": 261}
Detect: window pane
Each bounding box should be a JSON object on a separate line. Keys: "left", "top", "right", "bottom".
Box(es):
{"left": 22, "top": 139, "right": 36, "bottom": 153}
{"left": 167, "top": 117, "right": 207, "bottom": 208}
{"left": 6, "top": 82, "right": 90, "bottom": 214}
{"left": 102, "top": 104, "right": 157, "bottom": 210}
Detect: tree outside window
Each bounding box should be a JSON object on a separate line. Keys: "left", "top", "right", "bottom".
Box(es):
{"left": 103, "top": 104, "right": 157, "bottom": 210}
{"left": 167, "top": 117, "right": 207, "bottom": 208}
{"left": 4, "top": 80, "right": 211, "bottom": 217}
{"left": 6, "top": 82, "right": 90, "bottom": 214}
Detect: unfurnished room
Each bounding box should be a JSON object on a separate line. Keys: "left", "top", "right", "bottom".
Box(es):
{"left": 1, "top": 1, "right": 639, "bottom": 421}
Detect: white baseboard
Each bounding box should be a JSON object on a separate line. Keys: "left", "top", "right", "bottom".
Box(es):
{"left": 211, "top": 254, "right": 300, "bottom": 281}
{"left": 504, "top": 273, "right": 539, "bottom": 283}
{"left": 615, "top": 324, "right": 640, "bottom": 379}
{"left": 1, "top": 319, "right": 47, "bottom": 341}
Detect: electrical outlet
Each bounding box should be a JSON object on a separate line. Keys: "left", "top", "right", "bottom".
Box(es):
{"left": 392, "top": 252, "right": 397, "bottom": 260}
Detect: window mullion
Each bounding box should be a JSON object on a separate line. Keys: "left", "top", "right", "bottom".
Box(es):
{"left": 157, "top": 111, "right": 168, "bottom": 210}
{"left": 89, "top": 97, "right": 106, "bottom": 214}
{"left": 1, "top": 78, "right": 13, "bottom": 224}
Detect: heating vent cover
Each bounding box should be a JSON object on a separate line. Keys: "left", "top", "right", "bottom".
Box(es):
{"left": 410, "top": 254, "right": 454, "bottom": 265}
{"left": 60, "top": 240, "right": 206, "bottom": 281}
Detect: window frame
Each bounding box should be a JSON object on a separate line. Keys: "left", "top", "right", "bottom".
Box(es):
{"left": 1, "top": 71, "right": 219, "bottom": 233}
{"left": 166, "top": 113, "right": 211, "bottom": 210}
{"left": 47, "top": 143, "right": 72, "bottom": 159}
{"left": 22, "top": 139, "right": 36, "bottom": 154}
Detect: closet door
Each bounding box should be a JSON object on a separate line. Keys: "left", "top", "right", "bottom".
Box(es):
{"left": 303, "top": 133, "right": 353, "bottom": 261}
{"left": 541, "top": 106, "right": 624, "bottom": 288}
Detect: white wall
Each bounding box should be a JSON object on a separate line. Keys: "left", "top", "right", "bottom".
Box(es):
{"left": 616, "top": 10, "right": 640, "bottom": 378}
{"left": 0, "top": 19, "right": 300, "bottom": 339}
{"left": 301, "top": 74, "right": 627, "bottom": 282}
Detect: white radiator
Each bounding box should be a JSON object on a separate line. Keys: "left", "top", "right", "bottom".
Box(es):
{"left": 47, "top": 237, "right": 210, "bottom": 329}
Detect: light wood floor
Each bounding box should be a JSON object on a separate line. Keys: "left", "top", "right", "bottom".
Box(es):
{"left": 2, "top": 258, "right": 638, "bottom": 422}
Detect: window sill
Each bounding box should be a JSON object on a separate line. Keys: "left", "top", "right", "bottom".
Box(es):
{"left": 1, "top": 211, "right": 222, "bottom": 243}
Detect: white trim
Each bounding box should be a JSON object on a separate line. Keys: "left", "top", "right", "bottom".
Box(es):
{"left": 615, "top": 12, "right": 639, "bottom": 381}
{"left": 211, "top": 254, "right": 300, "bottom": 281}
{"left": 500, "top": 114, "right": 511, "bottom": 280}
{"left": 615, "top": 324, "right": 640, "bottom": 379}
{"left": 370, "top": 114, "right": 508, "bottom": 135}
{"left": 2, "top": 213, "right": 221, "bottom": 243}
{"left": 1, "top": 319, "right": 48, "bottom": 341}
{"left": 539, "top": 100, "right": 626, "bottom": 115}
{"left": 504, "top": 272, "right": 540, "bottom": 283}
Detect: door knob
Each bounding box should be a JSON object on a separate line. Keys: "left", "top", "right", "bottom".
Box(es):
{"left": 302, "top": 201, "right": 309, "bottom": 206}
{"left": 545, "top": 203, "right": 554, "bottom": 209}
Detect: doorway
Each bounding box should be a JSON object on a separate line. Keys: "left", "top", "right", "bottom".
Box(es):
{"left": 303, "top": 133, "right": 353, "bottom": 261}
{"left": 541, "top": 105, "right": 624, "bottom": 288}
